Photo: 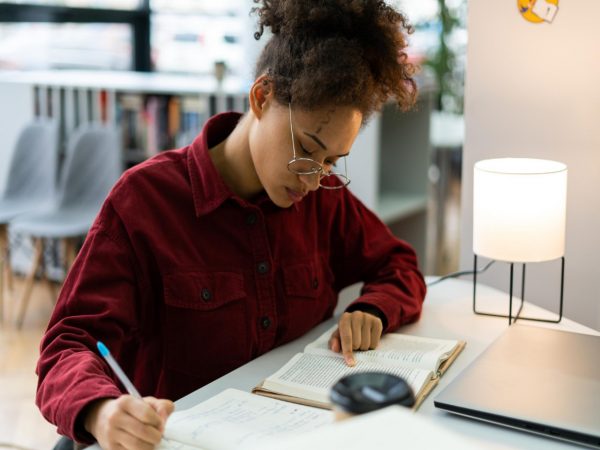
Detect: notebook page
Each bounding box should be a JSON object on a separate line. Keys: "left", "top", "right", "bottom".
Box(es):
{"left": 158, "top": 388, "right": 332, "bottom": 450}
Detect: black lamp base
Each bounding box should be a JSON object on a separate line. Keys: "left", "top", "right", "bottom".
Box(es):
{"left": 472, "top": 254, "right": 565, "bottom": 325}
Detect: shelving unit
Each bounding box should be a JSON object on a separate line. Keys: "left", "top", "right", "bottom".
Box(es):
{"left": 348, "top": 84, "right": 435, "bottom": 269}
{"left": 379, "top": 89, "right": 435, "bottom": 269}
{"left": 0, "top": 70, "right": 435, "bottom": 273}
{"left": 377, "top": 193, "right": 429, "bottom": 224}
{"left": 0, "top": 70, "right": 248, "bottom": 168}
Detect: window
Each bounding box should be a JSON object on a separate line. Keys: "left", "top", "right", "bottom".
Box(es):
{"left": 151, "top": 13, "right": 244, "bottom": 76}
{"left": 150, "top": 0, "right": 246, "bottom": 76}
{"left": 0, "top": 22, "right": 132, "bottom": 70}
{"left": 0, "top": 0, "right": 141, "bottom": 10}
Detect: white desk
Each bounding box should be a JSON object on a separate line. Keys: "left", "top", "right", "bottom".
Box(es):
{"left": 89, "top": 279, "right": 599, "bottom": 449}
{"left": 175, "top": 278, "right": 598, "bottom": 450}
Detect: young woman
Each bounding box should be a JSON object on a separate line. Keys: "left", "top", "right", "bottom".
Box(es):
{"left": 37, "top": 1, "right": 426, "bottom": 448}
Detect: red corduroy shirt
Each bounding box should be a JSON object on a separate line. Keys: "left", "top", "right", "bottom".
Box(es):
{"left": 36, "top": 112, "right": 426, "bottom": 443}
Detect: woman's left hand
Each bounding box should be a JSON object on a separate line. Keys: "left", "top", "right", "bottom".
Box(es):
{"left": 328, "top": 310, "right": 383, "bottom": 366}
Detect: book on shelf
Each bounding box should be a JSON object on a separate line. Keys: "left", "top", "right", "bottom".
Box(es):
{"left": 177, "top": 96, "right": 209, "bottom": 148}
{"left": 118, "top": 93, "right": 145, "bottom": 155}
{"left": 167, "top": 96, "right": 182, "bottom": 145}
{"left": 252, "top": 326, "right": 466, "bottom": 411}
{"left": 117, "top": 93, "right": 210, "bottom": 164}
{"left": 157, "top": 388, "right": 332, "bottom": 450}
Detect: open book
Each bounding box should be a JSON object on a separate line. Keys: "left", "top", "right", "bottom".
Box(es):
{"left": 252, "top": 326, "right": 465, "bottom": 411}
{"left": 157, "top": 388, "right": 332, "bottom": 450}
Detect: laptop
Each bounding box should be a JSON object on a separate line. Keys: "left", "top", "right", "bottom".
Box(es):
{"left": 434, "top": 324, "right": 600, "bottom": 448}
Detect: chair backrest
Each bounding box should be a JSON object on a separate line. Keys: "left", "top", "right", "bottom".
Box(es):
{"left": 57, "top": 123, "right": 122, "bottom": 211}
{"left": 3, "top": 118, "right": 59, "bottom": 202}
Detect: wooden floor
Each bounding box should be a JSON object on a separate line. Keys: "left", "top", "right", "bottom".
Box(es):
{"left": 0, "top": 277, "right": 62, "bottom": 450}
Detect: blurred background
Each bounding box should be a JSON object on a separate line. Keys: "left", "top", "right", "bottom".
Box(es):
{"left": 6, "top": 3, "right": 599, "bottom": 448}
{"left": 0, "top": 1, "right": 465, "bottom": 85}
{"left": 0, "top": 0, "right": 466, "bottom": 448}
{"left": 0, "top": 0, "right": 468, "bottom": 276}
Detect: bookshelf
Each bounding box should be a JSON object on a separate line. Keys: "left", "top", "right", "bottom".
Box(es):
{"left": 0, "top": 70, "right": 248, "bottom": 168}
{"left": 0, "top": 70, "right": 434, "bottom": 272}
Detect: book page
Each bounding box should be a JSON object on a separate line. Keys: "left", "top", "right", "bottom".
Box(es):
{"left": 157, "top": 388, "right": 332, "bottom": 450}
{"left": 305, "top": 326, "right": 458, "bottom": 372}
{"left": 261, "top": 353, "right": 433, "bottom": 405}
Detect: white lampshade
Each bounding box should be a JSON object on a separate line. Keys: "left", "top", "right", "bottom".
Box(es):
{"left": 473, "top": 158, "right": 567, "bottom": 263}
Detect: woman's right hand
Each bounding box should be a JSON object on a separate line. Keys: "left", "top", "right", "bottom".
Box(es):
{"left": 84, "top": 395, "right": 174, "bottom": 449}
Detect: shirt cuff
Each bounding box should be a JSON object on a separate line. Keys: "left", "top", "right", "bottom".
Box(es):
{"left": 345, "top": 303, "right": 388, "bottom": 331}
{"left": 68, "top": 390, "right": 121, "bottom": 444}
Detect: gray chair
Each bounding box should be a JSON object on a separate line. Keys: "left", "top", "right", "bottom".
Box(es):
{"left": 0, "top": 119, "right": 59, "bottom": 324}
{"left": 10, "top": 122, "right": 122, "bottom": 328}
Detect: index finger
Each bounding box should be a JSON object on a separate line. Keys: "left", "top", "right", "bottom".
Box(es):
{"left": 338, "top": 318, "right": 355, "bottom": 367}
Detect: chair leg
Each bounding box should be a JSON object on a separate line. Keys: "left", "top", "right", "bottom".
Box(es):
{"left": 0, "top": 224, "right": 6, "bottom": 324}
{"left": 5, "top": 234, "right": 13, "bottom": 293}
{"left": 64, "top": 237, "right": 77, "bottom": 270}
{"left": 53, "top": 238, "right": 79, "bottom": 306}
{"left": 16, "top": 237, "right": 44, "bottom": 329}
{"left": 45, "top": 275, "right": 57, "bottom": 305}
{"left": 41, "top": 244, "right": 57, "bottom": 305}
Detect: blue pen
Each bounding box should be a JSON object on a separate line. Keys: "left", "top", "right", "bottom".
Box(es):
{"left": 97, "top": 341, "right": 142, "bottom": 398}
{"left": 97, "top": 341, "right": 174, "bottom": 444}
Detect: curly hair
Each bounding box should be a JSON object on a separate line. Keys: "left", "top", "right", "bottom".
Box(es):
{"left": 252, "top": 0, "right": 417, "bottom": 122}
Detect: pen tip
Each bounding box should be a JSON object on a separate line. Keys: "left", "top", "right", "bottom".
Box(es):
{"left": 97, "top": 341, "right": 109, "bottom": 357}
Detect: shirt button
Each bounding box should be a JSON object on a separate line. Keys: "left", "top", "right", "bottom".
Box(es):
{"left": 246, "top": 213, "right": 257, "bottom": 225}
{"left": 260, "top": 316, "right": 271, "bottom": 330}
{"left": 257, "top": 261, "right": 270, "bottom": 274}
{"left": 201, "top": 288, "right": 212, "bottom": 301}
{"left": 312, "top": 278, "right": 319, "bottom": 289}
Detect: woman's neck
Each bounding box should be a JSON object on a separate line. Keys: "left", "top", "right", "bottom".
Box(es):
{"left": 209, "top": 114, "right": 263, "bottom": 199}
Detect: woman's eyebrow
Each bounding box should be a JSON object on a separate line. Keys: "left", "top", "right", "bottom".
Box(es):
{"left": 303, "top": 131, "right": 349, "bottom": 157}
{"left": 303, "top": 131, "right": 328, "bottom": 150}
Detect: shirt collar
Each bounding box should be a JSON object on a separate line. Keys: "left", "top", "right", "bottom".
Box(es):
{"left": 187, "top": 111, "right": 304, "bottom": 216}
{"left": 187, "top": 112, "right": 243, "bottom": 217}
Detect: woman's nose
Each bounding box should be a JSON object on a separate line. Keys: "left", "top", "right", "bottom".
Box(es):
{"left": 298, "top": 173, "right": 321, "bottom": 192}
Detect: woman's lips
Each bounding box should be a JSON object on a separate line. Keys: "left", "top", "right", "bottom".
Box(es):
{"left": 286, "top": 187, "right": 305, "bottom": 203}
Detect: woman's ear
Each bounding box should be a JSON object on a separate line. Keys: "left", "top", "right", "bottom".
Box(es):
{"left": 248, "top": 75, "right": 273, "bottom": 119}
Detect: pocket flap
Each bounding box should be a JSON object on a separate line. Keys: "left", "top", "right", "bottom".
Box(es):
{"left": 283, "top": 262, "right": 320, "bottom": 299}
{"left": 164, "top": 271, "right": 245, "bottom": 310}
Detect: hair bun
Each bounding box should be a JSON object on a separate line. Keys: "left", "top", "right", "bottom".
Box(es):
{"left": 253, "top": 0, "right": 406, "bottom": 39}
{"left": 253, "top": 0, "right": 417, "bottom": 117}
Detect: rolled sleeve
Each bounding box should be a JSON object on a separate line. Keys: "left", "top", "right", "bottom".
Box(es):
{"left": 36, "top": 203, "right": 142, "bottom": 443}
{"left": 332, "top": 189, "right": 426, "bottom": 332}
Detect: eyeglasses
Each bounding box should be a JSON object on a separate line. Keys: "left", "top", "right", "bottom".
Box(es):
{"left": 287, "top": 103, "right": 350, "bottom": 189}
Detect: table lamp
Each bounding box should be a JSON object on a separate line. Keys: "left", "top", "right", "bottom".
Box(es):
{"left": 472, "top": 158, "right": 567, "bottom": 324}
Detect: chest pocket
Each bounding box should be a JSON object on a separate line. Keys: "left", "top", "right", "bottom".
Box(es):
{"left": 164, "top": 270, "right": 245, "bottom": 310}
{"left": 283, "top": 262, "right": 321, "bottom": 299}
{"left": 282, "top": 260, "right": 336, "bottom": 341}
{"left": 162, "top": 270, "right": 250, "bottom": 378}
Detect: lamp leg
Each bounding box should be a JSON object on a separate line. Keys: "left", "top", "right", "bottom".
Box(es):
{"left": 558, "top": 256, "right": 565, "bottom": 322}
{"left": 509, "top": 263, "right": 514, "bottom": 325}
{"left": 521, "top": 264, "right": 526, "bottom": 303}
{"left": 473, "top": 254, "right": 564, "bottom": 324}
{"left": 472, "top": 254, "right": 478, "bottom": 314}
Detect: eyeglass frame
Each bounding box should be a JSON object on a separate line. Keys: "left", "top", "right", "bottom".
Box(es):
{"left": 286, "top": 103, "right": 351, "bottom": 190}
